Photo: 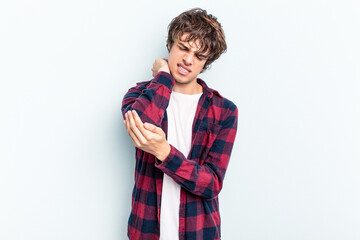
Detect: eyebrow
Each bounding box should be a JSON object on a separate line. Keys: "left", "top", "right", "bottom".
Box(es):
{"left": 177, "top": 42, "right": 207, "bottom": 57}
{"left": 178, "top": 42, "right": 189, "bottom": 50}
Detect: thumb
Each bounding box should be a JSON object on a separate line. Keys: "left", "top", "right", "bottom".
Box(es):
{"left": 144, "top": 122, "right": 162, "bottom": 134}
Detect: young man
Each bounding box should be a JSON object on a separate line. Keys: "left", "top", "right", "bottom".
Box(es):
{"left": 122, "top": 8, "right": 238, "bottom": 240}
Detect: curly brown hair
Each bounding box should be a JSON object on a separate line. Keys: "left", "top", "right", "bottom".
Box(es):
{"left": 166, "top": 8, "right": 227, "bottom": 73}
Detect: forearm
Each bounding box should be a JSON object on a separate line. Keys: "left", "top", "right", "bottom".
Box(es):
{"left": 155, "top": 145, "right": 225, "bottom": 199}
{"left": 155, "top": 107, "right": 238, "bottom": 199}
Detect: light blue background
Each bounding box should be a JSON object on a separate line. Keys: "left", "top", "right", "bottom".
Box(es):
{"left": 1, "top": 0, "right": 359, "bottom": 239}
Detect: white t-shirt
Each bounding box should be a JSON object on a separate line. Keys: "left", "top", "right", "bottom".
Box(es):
{"left": 159, "top": 91, "right": 202, "bottom": 240}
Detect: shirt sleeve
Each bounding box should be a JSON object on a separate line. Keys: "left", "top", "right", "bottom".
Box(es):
{"left": 155, "top": 106, "right": 238, "bottom": 199}
{"left": 121, "top": 71, "right": 175, "bottom": 126}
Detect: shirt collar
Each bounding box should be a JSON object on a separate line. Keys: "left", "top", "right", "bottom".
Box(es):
{"left": 196, "top": 78, "right": 221, "bottom": 98}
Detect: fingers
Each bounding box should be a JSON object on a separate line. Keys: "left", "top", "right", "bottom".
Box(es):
{"left": 131, "top": 110, "right": 152, "bottom": 139}
{"left": 125, "top": 111, "right": 146, "bottom": 146}
{"left": 152, "top": 60, "right": 159, "bottom": 77}
{"left": 124, "top": 110, "right": 168, "bottom": 159}
{"left": 152, "top": 58, "right": 169, "bottom": 76}
{"left": 124, "top": 110, "right": 162, "bottom": 148}
{"left": 143, "top": 122, "right": 156, "bottom": 132}
{"left": 144, "top": 122, "right": 163, "bottom": 136}
{"left": 125, "top": 112, "right": 140, "bottom": 146}
{"left": 130, "top": 111, "right": 148, "bottom": 143}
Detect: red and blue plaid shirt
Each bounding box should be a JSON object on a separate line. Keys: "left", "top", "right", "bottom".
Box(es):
{"left": 122, "top": 71, "right": 238, "bottom": 240}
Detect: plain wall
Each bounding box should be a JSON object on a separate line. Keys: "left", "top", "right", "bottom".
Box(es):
{"left": 1, "top": 0, "right": 359, "bottom": 239}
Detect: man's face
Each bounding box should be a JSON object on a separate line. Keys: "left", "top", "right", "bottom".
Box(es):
{"left": 167, "top": 33, "right": 208, "bottom": 85}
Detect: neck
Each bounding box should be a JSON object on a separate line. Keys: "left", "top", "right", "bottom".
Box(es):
{"left": 173, "top": 80, "right": 203, "bottom": 95}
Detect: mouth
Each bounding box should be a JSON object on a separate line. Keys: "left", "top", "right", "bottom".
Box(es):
{"left": 177, "top": 64, "right": 191, "bottom": 76}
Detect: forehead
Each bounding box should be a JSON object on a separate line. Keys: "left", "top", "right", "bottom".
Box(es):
{"left": 176, "top": 33, "right": 203, "bottom": 51}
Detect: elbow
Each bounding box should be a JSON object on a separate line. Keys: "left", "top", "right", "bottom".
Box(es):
{"left": 121, "top": 103, "right": 130, "bottom": 119}
{"left": 200, "top": 167, "right": 224, "bottom": 199}
{"left": 202, "top": 190, "right": 222, "bottom": 200}
{"left": 121, "top": 104, "right": 135, "bottom": 120}
{"left": 182, "top": 180, "right": 221, "bottom": 199}
{"left": 200, "top": 182, "right": 223, "bottom": 199}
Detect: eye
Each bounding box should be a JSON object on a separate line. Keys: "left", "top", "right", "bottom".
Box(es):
{"left": 178, "top": 45, "right": 187, "bottom": 51}
{"left": 196, "top": 55, "right": 206, "bottom": 60}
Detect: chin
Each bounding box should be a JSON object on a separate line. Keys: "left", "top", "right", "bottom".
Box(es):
{"left": 173, "top": 74, "right": 194, "bottom": 84}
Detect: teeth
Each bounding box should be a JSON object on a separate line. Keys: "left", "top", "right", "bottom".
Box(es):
{"left": 179, "top": 66, "right": 189, "bottom": 73}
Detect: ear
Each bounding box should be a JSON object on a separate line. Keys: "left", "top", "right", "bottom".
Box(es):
{"left": 166, "top": 43, "right": 171, "bottom": 52}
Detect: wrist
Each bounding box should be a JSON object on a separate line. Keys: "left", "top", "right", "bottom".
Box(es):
{"left": 158, "top": 66, "right": 170, "bottom": 74}
{"left": 156, "top": 142, "right": 171, "bottom": 162}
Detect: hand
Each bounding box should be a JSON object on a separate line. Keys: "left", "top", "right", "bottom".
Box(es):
{"left": 124, "top": 110, "right": 171, "bottom": 161}
{"left": 152, "top": 58, "right": 170, "bottom": 77}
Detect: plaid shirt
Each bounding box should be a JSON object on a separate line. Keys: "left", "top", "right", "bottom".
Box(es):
{"left": 122, "top": 71, "right": 238, "bottom": 240}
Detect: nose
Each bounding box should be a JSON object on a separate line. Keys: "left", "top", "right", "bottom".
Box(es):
{"left": 183, "top": 53, "right": 194, "bottom": 66}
